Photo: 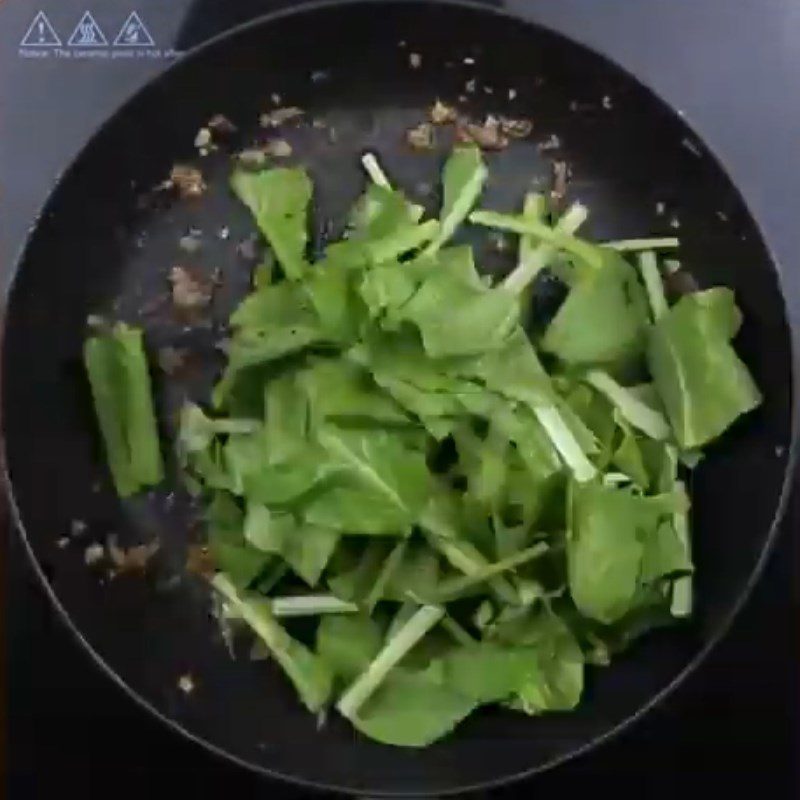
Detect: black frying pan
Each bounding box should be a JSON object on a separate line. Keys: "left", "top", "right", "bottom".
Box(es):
{"left": 3, "top": 1, "right": 796, "bottom": 795}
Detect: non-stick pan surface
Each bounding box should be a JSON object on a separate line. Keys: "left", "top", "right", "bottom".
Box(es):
{"left": 2, "top": 1, "right": 796, "bottom": 795}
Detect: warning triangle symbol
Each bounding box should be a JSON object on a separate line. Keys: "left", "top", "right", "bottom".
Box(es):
{"left": 67, "top": 11, "right": 107, "bottom": 47}
{"left": 113, "top": 11, "right": 155, "bottom": 47}
{"left": 20, "top": 11, "right": 62, "bottom": 47}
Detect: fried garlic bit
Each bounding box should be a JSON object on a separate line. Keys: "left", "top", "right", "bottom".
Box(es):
{"left": 499, "top": 116, "right": 534, "bottom": 138}
{"left": 259, "top": 106, "right": 304, "bottom": 128}
{"left": 168, "top": 164, "right": 206, "bottom": 198}
{"left": 406, "top": 122, "right": 435, "bottom": 151}
{"left": 107, "top": 534, "right": 160, "bottom": 573}
{"left": 456, "top": 115, "right": 509, "bottom": 151}
{"left": 207, "top": 113, "right": 237, "bottom": 135}
{"left": 429, "top": 99, "right": 458, "bottom": 125}
{"left": 186, "top": 543, "right": 215, "bottom": 578}
{"left": 169, "top": 266, "right": 214, "bottom": 312}
{"left": 263, "top": 138, "right": 293, "bottom": 158}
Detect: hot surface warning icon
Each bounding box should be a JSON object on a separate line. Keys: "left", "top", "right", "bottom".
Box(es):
{"left": 20, "top": 11, "right": 62, "bottom": 47}
{"left": 67, "top": 11, "right": 108, "bottom": 47}
{"left": 113, "top": 12, "right": 155, "bottom": 47}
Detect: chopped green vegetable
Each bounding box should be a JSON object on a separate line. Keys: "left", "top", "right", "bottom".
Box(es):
{"left": 541, "top": 248, "right": 650, "bottom": 370}
{"left": 87, "top": 141, "right": 762, "bottom": 748}
{"left": 648, "top": 288, "right": 762, "bottom": 448}
{"left": 422, "top": 145, "right": 487, "bottom": 255}
{"left": 212, "top": 573, "right": 333, "bottom": 712}
{"left": 337, "top": 604, "right": 444, "bottom": 719}
{"left": 317, "top": 613, "right": 384, "bottom": 680}
{"left": 84, "top": 322, "right": 163, "bottom": 497}
{"left": 230, "top": 167, "right": 312, "bottom": 280}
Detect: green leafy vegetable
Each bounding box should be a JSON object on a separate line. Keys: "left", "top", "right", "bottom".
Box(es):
{"left": 541, "top": 248, "right": 650, "bottom": 370}
{"left": 230, "top": 167, "right": 312, "bottom": 280}
{"left": 317, "top": 613, "right": 384, "bottom": 680}
{"left": 337, "top": 604, "right": 444, "bottom": 718}
{"left": 347, "top": 668, "right": 476, "bottom": 747}
{"left": 647, "top": 288, "right": 762, "bottom": 448}
{"left": 84, "top": 322, "right": 164, "bottom": 497}
{"left": 212, "top": 573, "right": 333, "bottom": 712}
{"left": 423, "top": 145, "right": 487, "bottom": 255}
{"left": 86, "top": 143, "right": 763, "bottom": 748}
{"left": 568, "top": 481, "right": 686, "bottom": 623}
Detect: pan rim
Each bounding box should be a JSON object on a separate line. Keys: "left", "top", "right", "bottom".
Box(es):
{"left": 2, "top": 0, "right": 797, "bottom": 795}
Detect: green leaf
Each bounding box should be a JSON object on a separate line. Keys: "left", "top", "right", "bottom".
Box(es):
{"left": 317, "top": 613, "right": 384, "bottom": 681}
{"left": 304, "top": 266, "right": 365, "bottom": 342}
{"left": 349, "top": 183, "right": 419, "bottom": 241}
{"left": 500, "top": 611, "right": 584, "bottom": 714}
{"left": 383, "top": 540, "right": 442, "bottom": 602}
{"left": 83, "top": 323, "right": 163, "bottom": 496}
{"left": 454, "top": 422, "right": 509, "bottom": 508}
{"left": 225, "top": 432, "right": 338, "bottom": 504}
{"left": 611, "top": 421, "right": 651, "bottom": 490}
{"left": 327, "top": 541, "right": 389, "bottom": 601}
{"left": 348, "top": 668, "right": 476, "bottom": 747}
{"left": 206, "top": 492, "right": 271, "bottom": 589}
{"left": 366, "top": 219, "right": 440, "bottom": 264}
{"left": 215, "top": 283, "right": 325, "bottom": 408}
{"left": 212, "top": 573, "right": 333, "bottom": 712}
{"left": 400, "top": 271, "right": 518, "bottom": 358}
{"left": 244, "top": 504, "right": 339, "bottom": 586}
{"left": 560, "top": 383, "right": 617, "bottom": 462}
{"left": 647, "top": 288, "right": 761, "bottom": 448}
{"left": 264, "top": 372, "right": 309, "bottom": 464}
{"left": 542, "top": 249, "right": 650, "bottom": 369}
{"left": 567, "top": 482, "right": 685, "bottom": 624}
{"left": 304, "top": 427, "right": 430, "bottom": 534}
{"left": 462, "top": 332, "right": 596, "bottom": 482}
{"left": 434, "top": 643, "right": 537, "bottom": 703}
{"left": 640, "top": 519, "right": 693, "bottom": 585}
{"left": 491, "top": 404, "right": 563, "bottom": 484}
{"left": 301, "top": 360, "right": 409, "bottom": 428}
{"left": 358, "top": 262, "right": 426, "bottom": 319}
{"left": 230, "top": 167, "right": 312, "bottom": 280}
{"left": 423, "top": 145, "right": 488, "bottom": 254}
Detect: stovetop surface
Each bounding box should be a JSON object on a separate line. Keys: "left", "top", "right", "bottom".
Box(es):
{"left": 2, "top": 0, "right": 798, "bottom": 796}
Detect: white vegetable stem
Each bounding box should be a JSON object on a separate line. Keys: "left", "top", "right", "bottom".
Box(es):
{"left": 638, "top": 250, "right": 668, "bottom": 320}
{"left": 364, "top": 540, "right": 407, "bottom": 613}
{"left": 361, "top": 152, "right": 391, "bottom": 188}
{"left": 517, "top": 193, "right": 545, "bottom": 274}
{"left": 602, "top": 236, "right": 680, "bottom": 252}
{"left": 337, "top": 604, "right": 444, "bottom": 719}
{"left": 585, "top": 370, "right": 671, "bottom": 440}
{"left": 422, "top": 160, "right": 488, "bottom": 256}
{"left": 671, "top": 480, "right": 693, "bottom": 617}
{"left": 437, "top": 542, "right": 549, "bottom": 600}
{"left": 502, "top": 203, "right": 589, "bottom": 294}
{"left": 533, "top": 405, "right": 597, "bottom": 482}
{"left": 270, "top": 595, "right": 358, "bottom": 617}
{"left": 360, "top": 151, "right": 429, "bottom": 225}
{"left": 422, "top": 531, "right": 519, "bottom": 605}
